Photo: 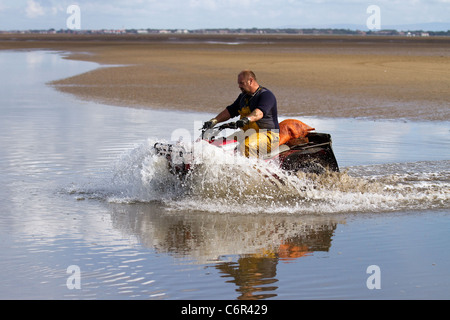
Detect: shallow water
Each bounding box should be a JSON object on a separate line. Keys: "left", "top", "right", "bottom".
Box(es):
{"left": 0, "top": 51, "right": 449, "bottom": 300}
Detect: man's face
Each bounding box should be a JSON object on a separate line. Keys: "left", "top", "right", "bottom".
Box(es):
{"left": 238, "top": 75, "right": 252, "bottom": 94}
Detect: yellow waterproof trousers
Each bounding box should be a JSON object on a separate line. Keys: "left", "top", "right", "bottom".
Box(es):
{"left": 232, "top": 106, "right": 279, "bottom": 158}
{"left": 229, "top": 129, "right": 279, "bottom": 158}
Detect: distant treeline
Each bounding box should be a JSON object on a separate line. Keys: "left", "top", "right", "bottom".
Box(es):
{"left": 4, "top": 28, "right": 450, "bottom": 36}
{"left": 126, "top": 28, "right": 450, "bottom": 36}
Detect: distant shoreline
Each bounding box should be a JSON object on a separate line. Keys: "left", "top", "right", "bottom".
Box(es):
{"left": 1, "top": 25, "right": 450, "bottom": 36}
{"left": 1, "top": 33, "right": 449, "bottom": 121}
{"left": 1, "top": 32, "right": 449, "bottom": 43}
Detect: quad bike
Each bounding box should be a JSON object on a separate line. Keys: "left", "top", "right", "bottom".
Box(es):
{"left": 154, "top": 119, "right": 339, "bottom": 177}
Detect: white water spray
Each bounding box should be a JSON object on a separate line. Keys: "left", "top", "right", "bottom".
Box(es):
{"left": 76, "top": 138, "right": 450, "bottom": 215}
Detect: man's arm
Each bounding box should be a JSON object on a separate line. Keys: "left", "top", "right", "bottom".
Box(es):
{"left": 236, "top": 108, "right": 264, "bottom": 128}
{"left": 245, "top": 108, "right": 264, "bottom": 122}
{"left": 203, "top": 109, "right": 231, "bottom": 129}
{"left": 216, "top": 107, "right": 263, "bottom": 125}
{"left": 214, "top": 109, "right": 232, "bottom": 123}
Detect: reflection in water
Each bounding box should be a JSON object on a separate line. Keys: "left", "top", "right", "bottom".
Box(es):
{"left": 108, "top": 203, "right": 339, "bottom": 299}
{"left": 2, "top": 50, "right": 449, "bottom": 299}
{"left": 218, "top": 257, "right": 279, "bottom": 300}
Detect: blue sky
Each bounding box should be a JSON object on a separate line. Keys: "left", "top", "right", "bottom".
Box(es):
{"left": 0, "top": 0, "right": 449, "bottom": 30}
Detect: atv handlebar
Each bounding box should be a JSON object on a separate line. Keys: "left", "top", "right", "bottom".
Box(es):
{"left": 202, "top": 121, "right": 238, "bottom": 130}
{"left": 200, "top": 121, "right": 238, "bottom": 141}
{"left": 217, "top": 122, "right": 238, "bottom": 130}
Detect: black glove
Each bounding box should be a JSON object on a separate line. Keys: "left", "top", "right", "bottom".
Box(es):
{"left": 203, "top": 118, "right": 218, "bottom": 130}
{"left": 236, "top": 117, "right": 250, "bottom": 128}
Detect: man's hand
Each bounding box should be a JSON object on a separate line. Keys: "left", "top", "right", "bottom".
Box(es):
{"left": 203, "top": 118, "right": 218, "bottom": 129}
{"left": 236, "top": 117, "right": 250, "bottom": 128}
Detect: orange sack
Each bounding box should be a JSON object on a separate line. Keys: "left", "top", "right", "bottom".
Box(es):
{"left": 279, "top": 119, "right": 315, "bottom": 145}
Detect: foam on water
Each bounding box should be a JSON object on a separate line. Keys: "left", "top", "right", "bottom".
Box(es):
{"left": 74, "top": 138, "right": 450, "bottom": 215}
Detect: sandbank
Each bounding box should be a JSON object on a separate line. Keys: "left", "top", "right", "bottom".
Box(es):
{"left": 1, "top": 34, "right": 449, "bottom": 121}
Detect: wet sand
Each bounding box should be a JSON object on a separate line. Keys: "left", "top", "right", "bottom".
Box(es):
{"left": 1, "top": 33, "right": 449, "bottom": 121}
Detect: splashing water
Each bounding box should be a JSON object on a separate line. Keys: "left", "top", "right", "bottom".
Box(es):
{"left": 80, "top": 138, "right": 450, "bottom": 215}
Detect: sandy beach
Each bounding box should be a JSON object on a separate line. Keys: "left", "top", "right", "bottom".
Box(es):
{"left": 1, "top": 33, "right": 449, "bottom": 121}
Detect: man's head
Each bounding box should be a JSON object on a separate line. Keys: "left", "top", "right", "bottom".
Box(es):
{"left": 238, "top": 70, "right": 259, "bottom": 95}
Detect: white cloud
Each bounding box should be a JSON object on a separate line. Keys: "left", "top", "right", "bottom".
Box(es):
{"left": 50, "top": 4, "right": 64, "bottom": 15}
{"left": 25, "top": 0, "right": 45, "bottom": 18}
